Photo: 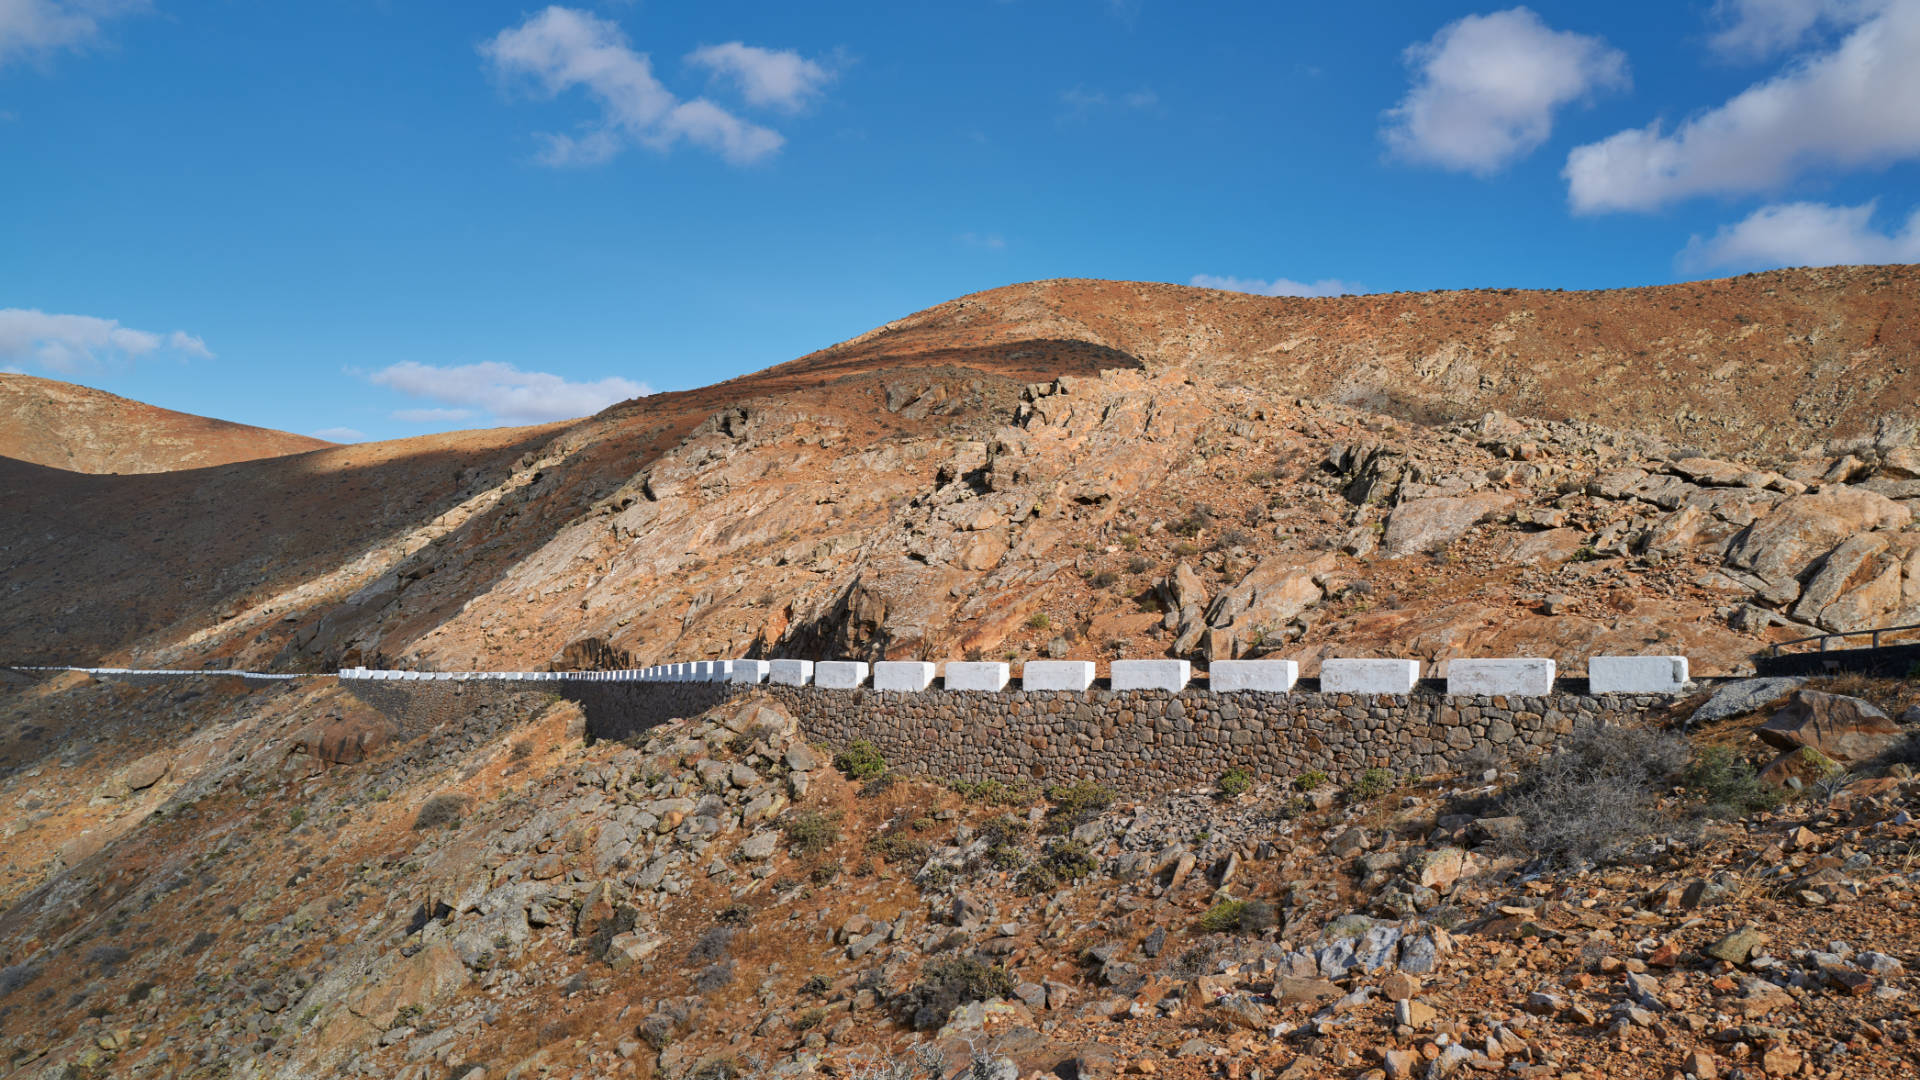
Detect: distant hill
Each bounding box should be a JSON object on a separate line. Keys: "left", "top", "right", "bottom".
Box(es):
{"left": 0, "top": 373, "right": 333, "bottom": 473}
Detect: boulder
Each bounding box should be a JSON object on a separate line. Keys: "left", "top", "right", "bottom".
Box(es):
{"left": 1202, "top": 554, "right": 1334, "bottom": 658}
{"left": 1381, "top": 494, "right": 1515, "bottom": 558}
{"left": 1689, "top": 677, "right": 1806, "bottom": 726}
{"left": 1756, "top": 690, "right": 1901, "bottom": 764}
{"left": 1725, "top": 489, "right": 1911, "bottom": 581}
{"left": 291, "top": 715, "right": 397, "bottom": 765}
{"left": 1791, "top": 533, "right": 1892, "bottom": 627}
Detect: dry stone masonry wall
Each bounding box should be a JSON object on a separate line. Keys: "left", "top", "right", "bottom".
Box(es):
{"left": 11, "top": 655, "right": 1690, "bottom": 791}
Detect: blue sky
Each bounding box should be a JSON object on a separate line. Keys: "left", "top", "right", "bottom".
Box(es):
{"left": 3, "top": 1, "right": 1917, "bottom": 443}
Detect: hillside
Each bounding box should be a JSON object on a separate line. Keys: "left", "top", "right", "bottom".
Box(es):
{"left": 0, "top": 374, "right": 333, "bottom": 474}
{"left": 2, "top": 266, "right": 1920, "bottom": 1080}
{"left": 5, "top": 266, "right": 1916, "bottom": 681}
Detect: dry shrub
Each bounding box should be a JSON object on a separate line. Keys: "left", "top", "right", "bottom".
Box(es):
{"left": 1500, "top": 724, "right": 1689, "bottom": 866}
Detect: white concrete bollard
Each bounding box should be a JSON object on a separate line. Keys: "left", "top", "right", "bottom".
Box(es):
{"left": 1588, "top": 655, "right": 1690, "bottom": 694}
{"left": 712, "top": 660, "right": 736, "bottom": 682}
{"left": 768, "top": 660, "right": 814, "bottom": 687}
{"left": 1446, "top": 658, "right": 1555, "bottom": 697}
{"left": 944, "top": 662, "right": 1010, "bottom": 691}
{"left": 1320, "top": 659, "right": 1420, "bottom": 695}
{"left": 814, "top": 661, "right": 870, "bottom": 689}
{"left": 1111, "top": 659, "right": 1190, "bottom": 692}
{"left": 730, "top": 660, "right": 771, "bottom": 685}
{"left": 1022, "top": 661, "right": 1096, "bottom": 692}
{"left": 1209, "top": 659, "right": 1299, "bottom": 693}
{"left": 873, "top": 661, "right": 937, "bottom": 692}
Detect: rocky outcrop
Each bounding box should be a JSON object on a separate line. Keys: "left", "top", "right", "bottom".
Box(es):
{"left": 1381, "top": 494, "right": 1516, "bottom": 558}
{"left": 1756, "top": 690, "right": 1901, "bottom": 764}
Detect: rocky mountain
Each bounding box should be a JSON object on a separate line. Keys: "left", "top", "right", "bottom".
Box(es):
{"left": 5, "top": 267, "right": 1916, "bottom": 681}
{"left": 2, "top": 266, "right": 1920, "bottom": 1079}
{"left": 0, "top": 374, "right": 334, "bottom": 474}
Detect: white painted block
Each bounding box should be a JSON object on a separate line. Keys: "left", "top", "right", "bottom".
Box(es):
{"left": 1589, "top": 655, "right": 1689, "bottom": 694}
{"left": 1446, "top": 658, "right": 1555, "bottom": 697}
{"left": 711, "top": 660, "right": 736, "bottom": 682}
{"left": 730, "top": 660, "right": 771, "bottom": 685}
{"left": 944, "top": 662, "right": 1010, "bottom": 691}
{"left": 698, "top": 661, "right": 719, "bottom": 681}
{"left": 1320, "top": 659, "right": 1420, "bottom": 695}
{"left": 1023, "top": 661, "right": 1096, "bottom": 692}
{"left": 873, "top": 661, "right": 936, "bottom": 692}
{"left": 1111, "top": 659, "right": 1190, "bottom": 692}
{"left": 768, "top": 659, "right": 814, "bottom": 687}
{"left": 814, "top": 661, "right": 870, "bottom": 689}
{"left": 1209, "top": 659, "right": 1299, "bottom": 693}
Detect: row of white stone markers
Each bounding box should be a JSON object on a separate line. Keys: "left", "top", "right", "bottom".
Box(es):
{"left": 335, "top": 655, "right": 1691, "bottom": 696}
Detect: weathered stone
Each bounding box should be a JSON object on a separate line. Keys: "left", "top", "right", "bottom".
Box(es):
{"left": 1382, "top": 494, "right": 1516, "bottom": 558}
{"left": 1756, "top": 690, "right": 1900, "bottom": 764}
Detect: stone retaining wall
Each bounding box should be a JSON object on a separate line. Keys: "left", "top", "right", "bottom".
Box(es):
{"left": 762, "top": 685, "right": 1673, "bottom": 789}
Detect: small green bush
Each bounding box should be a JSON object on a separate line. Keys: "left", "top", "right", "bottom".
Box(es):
{"left": 1197, "top": 899, "right": 1248, "bottom": 932}
{"left": 898, "top": 956, "right": 1016, "bottom": 1030}
{"left": 1686, "top": 746, "right": 1783, "bottom": 818}
{"left": 1026, "top": 611, "right": 1052, "bottom": 631}
{"left": 1018, "top": 839, "right": 1099, "bottom": 893}
{"left": 412, "top": 793, "right": 469, "bottom": 831}
{"left": 951, "top": 778, "right": 1039, "bottom": 805}
{"left": 1348, "top": 768, "right": 1396, "bottom": 801}
{"left": 1088, "top": 570, "right": 1120, "bottom": 590}
{"left": 1294, "top": 770, "right": 1329, "bottom": 792}
{"left": 834, "top": 740, "right": 887, "bottom": 781}
{"left": 1216, "top": 767, "right": 1254, "bottom": 798}
{"left": 781, "top": 810, "right": 841, "bottom": 855}
{"left": 977, "top": 813, "right": 1030, "bottom": 848}
{"left": 868, "top": 831, "right": 932, "bottom": 865}
{"left": 1045, "top": 779, "right": 1116, "bottom": 816}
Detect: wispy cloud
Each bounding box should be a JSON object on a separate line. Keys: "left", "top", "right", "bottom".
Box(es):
{"left": 312, "top": 427, "right": 367, "bottom": 443}
{"left": 480, "top": 7, "right": 831, "bottom": 167}
{"left": 1059, "top": 85, "right": 1159, "bottom": 120}
{"left": 392, "top": 407, "right": 476, "bottom": 423}
{"left": 1682, "top": 199, "right": 1920, "bottom": 270}
{"left": 369, "top": 360, "right": 649, "bottom": 425}
{"left": 0, "top": 0, "right": 148, "bottom": 71}
{"left": 1706, "top": 0, "right": 1888, "bottom": 59}
{"left": 1566, "top": 0, "right": 1920, "bottom": 212}
{"left": 0, "top": 308, "right": 212, "bottom": 373}
{"left": 959, "top": 231, "right": 1006, "bottom": 250}
{"left": 1189, "top": 274, "right": 1363, "bottom": 298}
{"left": 685, "top": 41, "right": 834, "bottom": 112}
{"left": 1384, "top": 7, "right": 1628, "bottom": 176}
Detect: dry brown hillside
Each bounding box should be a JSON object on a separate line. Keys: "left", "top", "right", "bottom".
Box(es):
{"left": 0, "top": 373, "right": 333, "bottom": 473}
{"left": 1, "top": 267, "right": 1916, "bottom": 678}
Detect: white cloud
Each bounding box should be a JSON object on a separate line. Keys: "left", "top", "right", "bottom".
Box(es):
{"left": 0, "top": 0, "right": 145, "bottom": 70}
{"left": 392, "top": 407, "right": 476, "bottom": 423}
{"left": 1383, "top": 7, "right": 1629, "bottom": 176}
{"left": 0, "top": 308, "right": 213, "bottom": 373}
{"left": 480, "top": 6, "right": 795, "bottom": 167}
{"left": 312, "top": 427, "right": 367, "bottom": 443}
{"left": 1189, "top": 274, "right": 1363, "bottom": 298}
{"left": 1682, "top": 199, "right": 1920, "bottom": 269}
{"left": 685, "top": 42, "right": 833, "bottom": 112}
{"left": 959, "top": 231, "right": 1006, "bottom": 250}
{"left": 1058, "top": 85, "right": 1160, "bottom": 118}
{"left": 1707, "top": 0, "right": 1887, "bottom": 58}
{"left": 369, "top": 361, "right": 649, "bottom": 425}
{"left": 1566, "top": 1, "right": 1920, "bottom": 212}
